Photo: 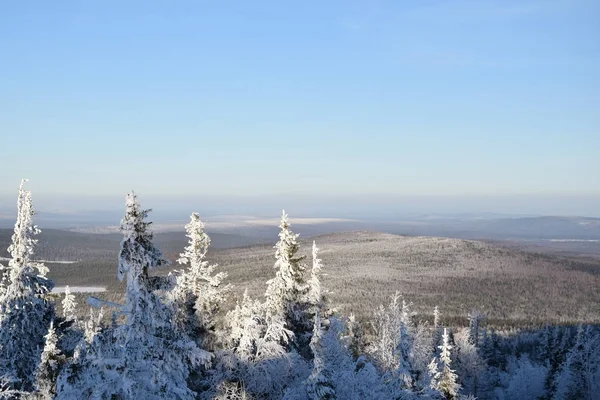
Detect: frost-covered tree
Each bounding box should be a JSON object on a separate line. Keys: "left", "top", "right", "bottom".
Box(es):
{"left": 502, "top": 354, "right": 547, "bottom": 400}
{"left": 117, "top": 191, "right": 168, "bottom": 319}
{"left": 226, "top": 290, "right": 268, "bottom": 362}
{"left": 305, "top": 313, "right": 335, "bottom": 400}
{"left": 61, "top": 285, "right": 77, "bottom": 322}
{"left": 58, "top": 192, "right": 211, "bottom": 399}
{"left": 172, "top": 212, "right": 230, "bottom": 343}
{"left": 264, "top": 211, "right": 311, "bottom": 351}
{"left": 0, "top": 179, "right": 54, "bottom": 391}
{"left": 368, "top": 292, "right": 414, "bottom": 388}
{"left": 433, "top": 306, "right": 441, "bottom": 328}
{"left": 35, "top": 321, "right": 65, "bottom": 399}
{"left": 453, "top": 328, "right": 484, "bottom": 398}
{"left": 83, "top": 307, "right": 104, "bottom": 344}
{"left": 307, "top": 241, "right": 326, "bottom": 319}
{"left": 430, "top": 328, "right": 461, "bottom": 400}
{"left": 284, "top": 315, "right": 386, "bottom": 400}
{"left": 554, "top": 325, "right": 600, "bottom": 400}
{"left": 467, "top": 309, "right": 485, "bottom": 347}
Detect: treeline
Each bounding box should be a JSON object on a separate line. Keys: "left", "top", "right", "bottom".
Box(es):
{"left": 0, "top": 180, "right": 598, "bottom": 399}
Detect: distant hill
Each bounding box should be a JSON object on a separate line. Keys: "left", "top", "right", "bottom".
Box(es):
{"left": 210, "top": 231, "right": 600, "bottom": 325}
{"left": 0, "top": 228, "right": 269, "bottom": 261}
{"left": 10, "top": 229, "right": 597, "bottom": 327}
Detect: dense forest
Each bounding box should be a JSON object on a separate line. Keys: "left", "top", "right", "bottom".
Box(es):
{"left": 0, "top": 181, "right": 598, "bottom": 399}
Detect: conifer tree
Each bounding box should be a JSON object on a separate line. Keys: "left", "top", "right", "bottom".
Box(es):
{"left": 264, "top": 211, "right": 310, "bottom": 350}
{"left": 368, "top": 292, "right": 414, "bottom": 388}
{"left": 430, "top": 328, "right": 461, "bottom": 400}
{"left": 117, "top": 191, "right": 168, "bottom": 321}
{"left": 453, "top": 327, "right": 484, "bottom": 397}
{"left": 307, "top": 241, "right": 325, "bottom": 320}
{"left": 116, "top": 192, "right": 211, "bottom": 398}
{"left": 0, "top": 180, "right": 54, "bottom": 391}
{"left": 62, "top": 285, "right": 77, "bottom": 322}
{"left": 35, "top": 321, "right": 65, "bottom": 399}
{"left": 433, "top": 306, "right": 441, "bottom": 328}
{"left": 555, "top": 325, "right": 600, "bottom": 400}
{"left": 306, "top": 313, "right": 335, "bottom": 400}
{"left": 58, "top": 193, "right": 211, "bottom": 399}
{"left": 467, "top": 309, "right": 485, "bottom": 347}
{"left": 172, "top": 212, "right": 230, "bottom": 342}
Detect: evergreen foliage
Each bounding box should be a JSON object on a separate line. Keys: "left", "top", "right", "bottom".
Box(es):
{"left": 0, "top": 182, "right": 596, "bottom": 399}
{"left": 0, "top": 180, "right": 54, "bottom": 392}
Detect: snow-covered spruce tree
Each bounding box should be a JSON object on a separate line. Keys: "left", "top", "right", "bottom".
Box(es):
{"left": 554, "top": 325, "right": 600, "bottom": 400}
{"left": 430, "top": 328, "right": 461, "bottom": 400}
{"left": 467, "top": 309, "right": 485, "bottom": 347}
{"left": 368, "top": 292, "right": 415, "bottom": 389}
{"left": 35, "top": 321, "right": 66, "bottom": 399}
{"left": 432, "top": 306, "right": 443, "bottom": 354}
{"left": 264, "top": 211, "right": 311, "bottom": 352}
{"left": 171, "top": 212, "right": 231, "bottom": 345}
{"left": 433, "top": 306, "right": 441, "bottom": 329}
{"left": 320, "top": 316, "right": 387, "bottom": 400}
{"left": 61, "top": 285, "right": 77, "bottom": 322}
{"left": 307, "top": 241, "right": 327, "bottom": 320}
{"left": 220, "top": 288, "right": 306, "bottom": 399}
{"left": 0, "top": 179, "right": 54, "bottom": 392}
{"left": 502, "top": 354, "right": 548, "bottom": 400}
{"left": 58, "top": 192, "right": 211, "bottom": 399}
{"left": 117, "top": 192, "right": 211, "bottom": 398}
{"left": 305, "top": 313, "right": 335, "bottom": 400}
{"left": 453, "top": 327, "right": 485, "bottom": 398}
{"left": 117, "top": 191, "right": 168, "bottom": 320}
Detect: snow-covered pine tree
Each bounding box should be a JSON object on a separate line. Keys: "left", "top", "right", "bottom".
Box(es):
{"left": 467, "top": 309, "right": 485, "bottom": 347}
{"left": 368, "top": 292, "right": 415, "bottom": 389}
{"left": 117, "top": 192, "right": 211, "bottom": 398}
{"left": 321, "top": 316, "right": 387, "bottom": 400}
{"left": 62, "top": 285, "right": 77, "bottom": 322}
{"left": 35, "top": 321, "right": 65, "bottom": 399}
{"left": 398, "top": 298, "right": 416, "bottom": 384}
{"left": 117, "top": 191, "right": 168, "bottom": 319}
{"left": 223, "top": 288, "right": 305, "bottom": 400}
{"left": 307, "top": 241, "right": 326, "bottom": 320}
{"left": 432, "top": 306, "right": 443, "bottom": 354}
{"left": 554, "top": 325, "right": 600, "bottom": 400}
{"left": 172, "top": 212, "right": 231, "bottom": 344}
{"left": 226, "top": 290, "right": 266, "bottom": 362}
{"left": 433, "top": 306, "right": 441, "bottom": 328}
{"left": 264, "top": 211, "right": 311, "bottom": 351}
{"left": 305, "top": 313, "right": 335, "bottom": 400}
{"left": 58, "top": 193, "right": 211, "bottom": 399}
{"left": 503, "top": 354, "right": 548, "bottom": 400}
{"left": 434, "top": 328, "right": 461, "bottom": 400}
{"left": 453, "top": 327, "right": 485, "bottom": 398}
{"left": 0, "top": 180, "right": 54, "bottom": 392}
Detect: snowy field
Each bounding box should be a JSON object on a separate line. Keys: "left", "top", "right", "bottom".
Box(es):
{"left": 0, "top": 257, "right": 77, "bottom": 264}
{"left": 52, "top": 286, "right": 106, "bottom": 293}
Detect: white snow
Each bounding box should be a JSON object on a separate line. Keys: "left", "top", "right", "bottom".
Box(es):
{"left": 52, "top": 286, "right": 106, "bottom": 293}
{"left": 0, "top": 257, "right": 77, "bottom": 264}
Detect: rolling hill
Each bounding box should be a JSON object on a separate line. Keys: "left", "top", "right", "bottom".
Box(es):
{"left": 2, "top": 228, "right": 597, "bottom": 326}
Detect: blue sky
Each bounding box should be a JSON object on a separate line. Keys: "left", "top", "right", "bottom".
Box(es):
{"left": 1, "top": 1, "right": 599, "bottom": 216}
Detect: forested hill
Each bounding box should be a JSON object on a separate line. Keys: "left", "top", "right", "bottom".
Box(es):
{"left": 3, "top": 228, "right": 597, "bottom": 326}
{"left": 210, "top": 231, "right": 600, "bottom": 325}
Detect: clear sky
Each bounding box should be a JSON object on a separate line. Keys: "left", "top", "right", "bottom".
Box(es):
{"left": 1, "top": 1, "right": 599, "bottom": 216}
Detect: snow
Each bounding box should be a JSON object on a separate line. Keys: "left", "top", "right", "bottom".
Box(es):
{"left": 0, "top": 257, "right": 76, "bottom": 264}
{"left": 52, "top": 286, "right": 106, "bottom": 293}
{"left": 1, "top": 185, "right": 599, "bottom": 400}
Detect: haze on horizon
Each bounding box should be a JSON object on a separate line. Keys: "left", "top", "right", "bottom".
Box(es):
{"left": 1, "top": 1, "right": 598, "bottom": 219}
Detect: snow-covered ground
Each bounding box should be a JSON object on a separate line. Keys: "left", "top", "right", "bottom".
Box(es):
{"left": 0, "top": 257, "right": 77, "bottom": 264}
{"left": 52, "top": 286, "right": 106, "bottom": 293}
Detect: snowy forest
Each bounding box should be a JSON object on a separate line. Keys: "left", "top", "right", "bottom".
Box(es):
{"left": 0, "top": 180, "right": 598, "bottom": 400}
